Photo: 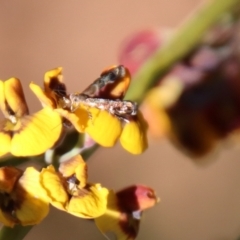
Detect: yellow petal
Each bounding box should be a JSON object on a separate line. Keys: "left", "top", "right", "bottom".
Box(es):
{"left": 85, "top": 108, "right": 122, "bottom": 147}
{"left": 75, "top": 163, "right": 87, "bottom": 188}
{"left": 2, "top": 78, "right": 29, "bottom": 117}
{"left": 0, "top": 167, "right": 23, "bottom": 193}
{"left": 59, "top": 154, "right": 85, "bottom": 177}
{"left": 0, "top": 210, "right": 16, "bottom": 227}
{"left": 55, "top": 108, "right": 88, "bottom": 133}
{"left": 0, "top": 126, "right": 11, "bottom": 157}
{"left": 146, "top": 76, "right": 184, "bottom": 109}
{"left": 11, "top": 107, "right": 62, "bottom": 156}
{"left": 95, "top": 191, "right": 135, "bottom": 240}
{"left": 59, "top": 155, "right": 87, "bottom": 188}
{"left": 44, "top": 67, "right": 63, "bottom": 90}
{"left": 44, "top": 67, "right": 68, "bottom": 106}
{"left": 120, "top": 112, "right": 148, "bottom": 154}
{"left": 29, "top": 82, "right": 55, "bottom": 108}
{"left": 40, "top": 165, "right": 69, "bottom": 211}
{"left": 0, "top": 80, "right": 6, "bottom": 116}
{"left": 95, "top": 185, "right": 159, "bottom": 240}
{"left": 140, "top": 77, "right": 183, "bottom": 138}
{"left": 15, "top": 167, "right": 49, "bottom": 225}
{"left": 67, "top": 183, "right": 109, "bottom": 218}
{"left": 141, "top": 102, "right": 171, "bottom": 138}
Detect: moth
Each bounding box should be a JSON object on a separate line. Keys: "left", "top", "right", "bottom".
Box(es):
{"left": 64, "top": 65, "right": 138, "bottom": 121}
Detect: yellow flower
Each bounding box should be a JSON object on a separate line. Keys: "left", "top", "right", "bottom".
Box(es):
{"left": 39, "top": 155, "right": 109, "bottom": 218}
{"left": 95, "top": 185, "right": 159, "bottom": 240}
{"left": 0, "top": 166, "right": 49, "bottom": 227}
{"left": 0, "top": 78, "right": 62, "bottom": 157}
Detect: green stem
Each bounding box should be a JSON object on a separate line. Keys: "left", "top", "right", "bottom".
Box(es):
{"left": 125, "top": 0, "right": 240, "bottom": 102}
{"left": 81, "top": 144, "right": 99, "bottom": 160}
{"left": 0, "top": 155, "right": 46, "bottom": 168}
{"left": 0, "top": 157, "right": 30, "bottom": 167}
{"left": 0, "top": 225, "right": 32, "bottom": 240}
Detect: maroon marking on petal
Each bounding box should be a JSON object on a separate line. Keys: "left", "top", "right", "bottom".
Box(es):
{"left": 48, "top": 77, "right": 67, "bottom": 98}
{"left": 115, "top": 185, "right": 158, "bottom": 238}
{"left": 0, "top": 167, "right": 23, "bottom": 191}
{"left": 118, "top": 211, "right": 140, "bottom": 239}
{"left": 116, "top": 185, "right": 140, "bottom": 212}
{"left": 0, "top": 192, "right": 20, "bottom": 224}
{"left": 116, "top": 185, "right": 156, "bottom": 212}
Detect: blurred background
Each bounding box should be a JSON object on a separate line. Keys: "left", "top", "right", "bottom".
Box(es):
{"left": 2, "top": 0, "right": 240, "bottom": 239}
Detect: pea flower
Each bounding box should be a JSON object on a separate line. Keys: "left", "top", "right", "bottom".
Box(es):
{"left": 0, "top": 77, "right": 62, "bottom": 157}
{"left": 144, "top": 28, "right": 240, "bottom": 157}
{"left": 119, "top": 21, "right": 240, "bottom": 158}
{"left": 39, "top": 154, "right": 109, "bottom": 218}
{"left": 0, "top": 166, "right": 49, "bottom": 227}
{"left": 95, "top": 185, "right": 159, "bottom": 240}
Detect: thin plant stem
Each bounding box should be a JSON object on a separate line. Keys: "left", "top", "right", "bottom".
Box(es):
{"left": 0, "top": 225, "right": 32, "bottom": 240}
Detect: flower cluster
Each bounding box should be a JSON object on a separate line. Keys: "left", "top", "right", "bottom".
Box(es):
{"left": 0, "top": 166, "right": 48, "bottom": 227}
{"left": 95, "top": 185, "right": 159, "bottom": 239}
{"left": 0, "top": 66, "right": 147, "bottom": 158}
{"left": 119, "top": 17, "right": 240, "bottom": 158}
{"left": 0, "top": 66, "right": 157, "bottom": 239}
{"left": 31, "top": 66, "right": 148, "bottom": 155}
{"left": 0, "top": 155, "right": 159, "bottom": 238}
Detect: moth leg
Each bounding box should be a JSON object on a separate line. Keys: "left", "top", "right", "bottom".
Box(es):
{"left": 86, "top": 107, "right": 94, "bottom": 125}
{"left": 116, "top": 114, "right": 130, "bottom": 123}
